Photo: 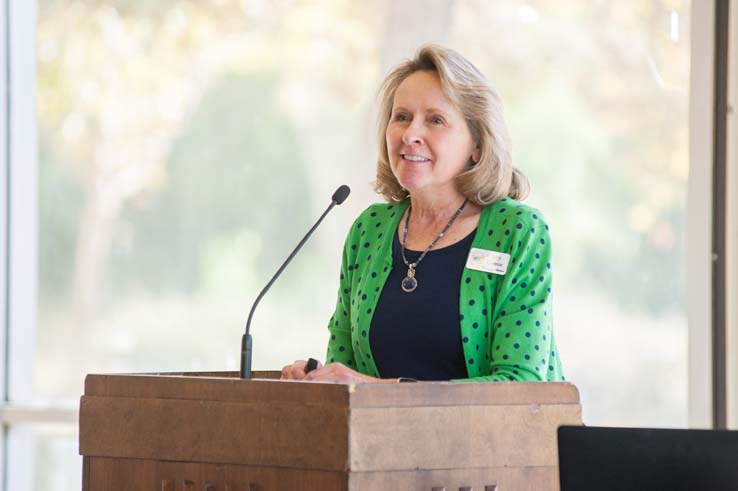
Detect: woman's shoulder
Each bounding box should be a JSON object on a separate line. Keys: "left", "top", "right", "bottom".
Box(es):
{"left": 342, "top": 201, "right": 407, "bottom": 262}
{"left": 347, "top": 201, "right": 408, "bottom": 232}
{"left": 361, "top": 201, "right": 408, "bottom": 218}
{"left": 482, "top": 197, "right": 549, "bottom": 228}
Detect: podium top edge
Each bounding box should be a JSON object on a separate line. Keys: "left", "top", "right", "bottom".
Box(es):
{"left": 82, "top": 372, "right": 580, "bottom": 406}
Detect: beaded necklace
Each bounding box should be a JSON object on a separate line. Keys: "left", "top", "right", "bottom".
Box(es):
{"left": 400, "top": 198, "right": 469, "bottom": 293}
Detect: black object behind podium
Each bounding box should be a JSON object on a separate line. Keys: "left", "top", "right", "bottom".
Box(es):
{"left": 558, "top": 425, "right": 738, "bottom": 491}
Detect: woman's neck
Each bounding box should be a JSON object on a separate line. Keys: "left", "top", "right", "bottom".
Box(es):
{"left": 409, "top": 192, "right": 471, "bottom": 226}
{"left": 399, "top": 191, "right": 481, "bottom": 251}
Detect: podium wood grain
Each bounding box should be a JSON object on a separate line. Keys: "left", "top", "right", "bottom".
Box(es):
{"left": 79, "top": 371, "right": 582, "bottom": 490}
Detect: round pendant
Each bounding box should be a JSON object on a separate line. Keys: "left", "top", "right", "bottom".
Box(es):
{"left": 401, "top": 276, "right": 417, "bottom": 292}
{"left": 401, "top": 268, "right": 418, "bottom": 293}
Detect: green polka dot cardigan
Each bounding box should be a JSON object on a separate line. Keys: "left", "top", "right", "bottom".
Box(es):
{"left": 326, "top": 197, "right": 565, "bottom": 382}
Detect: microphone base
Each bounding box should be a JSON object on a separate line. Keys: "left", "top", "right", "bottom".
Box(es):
{"left": 239, "top": 333, "right": 253, "bottom": 379}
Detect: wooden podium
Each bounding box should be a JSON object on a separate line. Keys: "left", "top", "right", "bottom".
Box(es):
{"left": 79, "top": 371, "right": 581, "bottom": 491}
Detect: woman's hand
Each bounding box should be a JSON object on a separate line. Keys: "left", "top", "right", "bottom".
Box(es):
{"left": 303, "top": 362, "right": 394, "bottom": 384}
{"left": 280, "top": 359, "right": 323, "bottom": 380}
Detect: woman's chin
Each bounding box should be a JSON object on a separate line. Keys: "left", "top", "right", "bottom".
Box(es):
{"left": 395, "top": 174, "right": 429, "bottom": 194}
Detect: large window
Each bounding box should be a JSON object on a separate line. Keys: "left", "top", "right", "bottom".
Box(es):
{"left": 6, "top": 0, "right": 694, "bottom": 487}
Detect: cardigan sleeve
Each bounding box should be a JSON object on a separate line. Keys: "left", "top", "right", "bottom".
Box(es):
{"left": 455, "top": 212, "right": 558, "bottom": 382}
{"left": 325, "top": 226, "right": 358, "bottom": 369}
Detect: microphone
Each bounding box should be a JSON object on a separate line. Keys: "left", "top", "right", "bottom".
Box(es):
{"left": 239, "top": 185, "right": 351, "bottom": 379}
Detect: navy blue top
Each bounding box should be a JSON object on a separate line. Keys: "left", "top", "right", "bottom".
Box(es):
{"left": 369, "top": 228, "right": 476, "bottom": 381}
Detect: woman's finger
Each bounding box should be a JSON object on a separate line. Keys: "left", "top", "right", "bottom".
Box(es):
{"left": 303, "top": 363, "right": 335, "bottom": 381}
{"left": 280, "top": 360, "right": 305, "bottom": 380}
{"left": 291, "top": 360, "right": 311, "bottom": 379}
{"left": 304, "top": 362, "right": 363, "bottom": 383}
{"left": 281, "top": 362, "right": 300, "bottom": 379}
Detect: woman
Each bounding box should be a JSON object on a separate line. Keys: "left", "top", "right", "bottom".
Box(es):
{"left": 282, "top": 45, "right": 564, "bottom": 383}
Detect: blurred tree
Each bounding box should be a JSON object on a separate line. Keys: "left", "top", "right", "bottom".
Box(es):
{"left": 37, "top": 0, "right": 316, "bottom": 320}
{"left": 115, "top": 72, "right": 310, "bottom": 294}
{"left": 34, "top": 0, "right": 692, "bottom": 429}
{"left": 452, "top": 0, "right": 688, "bottom": 314}
{"left": 38, "top": 129, "right": 85, "bottom": 300}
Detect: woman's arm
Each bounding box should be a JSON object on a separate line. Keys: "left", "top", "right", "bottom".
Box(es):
{"left": 325, "top": 223, "right": 359, "bottom": 370}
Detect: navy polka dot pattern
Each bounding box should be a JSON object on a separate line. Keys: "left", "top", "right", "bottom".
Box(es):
{"left": 326, "top": 197, "right": 565, "bottom": 382}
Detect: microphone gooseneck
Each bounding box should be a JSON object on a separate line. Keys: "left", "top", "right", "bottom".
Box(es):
{"left": 240, "top": 185, "right": 351, "bottom": 379}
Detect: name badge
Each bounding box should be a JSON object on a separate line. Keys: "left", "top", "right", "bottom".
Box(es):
{"left": 466, "top": 247, "right": 510, "bottom": 275}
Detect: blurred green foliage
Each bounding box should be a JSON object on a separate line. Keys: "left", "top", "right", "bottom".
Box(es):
{"left": 37, "top": 0, "right": 689, "bottom": 315}
{"left": 112, "top": 72, "right": 311, "bottom": 294}
{"left": 38, "top": 129, "right": 85, "bottom": 299}
{"left": 35, "top": 0, "right": 690, "bottom": 428}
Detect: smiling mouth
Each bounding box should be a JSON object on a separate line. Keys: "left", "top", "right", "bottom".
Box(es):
{"left": 401, "top": 154, "right": 430, "bottom": 162}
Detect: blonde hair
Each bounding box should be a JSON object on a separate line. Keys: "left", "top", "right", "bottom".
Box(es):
{"left": 374, "top": 44, "right": 529, "bottom": 205}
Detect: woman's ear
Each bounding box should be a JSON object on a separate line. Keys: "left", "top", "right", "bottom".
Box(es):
{"left": 471, "top": 146, "right": 480, "bottom": 164}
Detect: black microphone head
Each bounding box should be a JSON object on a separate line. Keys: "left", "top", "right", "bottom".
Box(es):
{"left": 332, "top": 185, "right": 351, "bottom": 205}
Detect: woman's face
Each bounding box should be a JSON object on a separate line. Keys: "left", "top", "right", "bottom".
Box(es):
{"left": 386, "top": 70, "right": 478, "bottom": 198}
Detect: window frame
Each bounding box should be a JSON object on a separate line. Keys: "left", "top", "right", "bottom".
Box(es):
{"left": 725, "top": 0, "right": 738, "bottom": 428}
{"left": 687, "top": 0, "right": 717, "bottom": 429}
{"left": 0, "top": 0, "right": 9, "bottom": 487}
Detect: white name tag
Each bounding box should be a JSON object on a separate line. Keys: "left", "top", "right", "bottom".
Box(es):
{"left": 465, "top": 247, "right": 510, "bottom": 275}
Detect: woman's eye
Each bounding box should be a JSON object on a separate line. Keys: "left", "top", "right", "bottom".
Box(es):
{"left": 395, "top": 113, "right": 409, "bottom": 121}
{"left": 431, "top": 116, "right": 445, "bottom": 125}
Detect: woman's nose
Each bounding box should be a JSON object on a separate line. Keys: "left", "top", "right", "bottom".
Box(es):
{"left": 401, "top": 120, "right": 424, "bottom": 145}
